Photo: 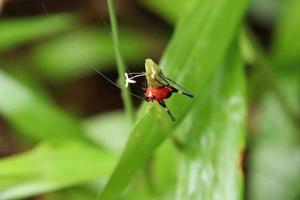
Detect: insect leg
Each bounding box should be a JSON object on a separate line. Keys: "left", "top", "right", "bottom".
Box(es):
{"left": 158, "top": 100, "right": 176, "bottom": 122}
{"left": 170, "top": 86, "right": 194, "bottom": 98}
{"left": 160, "top": 74, "right": 194, "bottom": 98}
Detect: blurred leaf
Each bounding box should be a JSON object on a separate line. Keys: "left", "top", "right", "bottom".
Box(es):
{"left": 99, "top": 0, "right": 249, "bottom": 199}
{"left": 0, "top": 69, "right": 92, "bottom": 143}
{"left": 83, "top": 111, "right": 130, "bottom": 154}
{"left": 240, "top": 28, "right": 298, "bottom": 122}
{"left": 122, "top": 171, "right": 153, "bottom": 200}
{"left": 140, "top": 0, "right": 186, "bottom": 23}
{"left": 271, "top": 0, "right": 300, "bottom": 67}
{"left": 248, "top": 0, "right": 300, "bottom": 198}
{"left": 5, "top": 67, "right": 51, "bottom": 101}
{"left": 249, "top": 0, "right": 283, "bottom": 26}
{"left": 262, "top": 1, "right": 299, "bottom": 140}
{"left": 0, "top": 141, "right": 116, "bottom": 199}
{"left": 151, "top": 140, "right": 178, "bottom": 197}
{"left": 175, "top": 43, "right": 246, "bottom": 200}
{"left": 248, "top": 88, "right": 300, "bottom": 200}
{"left": 123, "top": 140, "right": 179, "bottom": 200}
{"left": 31, "top": 27, "right": 159, "bottom": 81}
{"left": 45, "top": 185, "right": 97, "bottom": 200}
{"left": 0, "top": 15, "right": 74, "bottom": 51}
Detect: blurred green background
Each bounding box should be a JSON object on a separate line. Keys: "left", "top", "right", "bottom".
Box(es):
{"left": 0, "top": 0, "right": 299, "bottom": 200}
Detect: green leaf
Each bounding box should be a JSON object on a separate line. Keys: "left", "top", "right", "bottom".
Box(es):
{"left": 124, "top": 140, "right": 179, "bottom": 200}
{"left": 175, "top": 42, "right": 246, "bottom": 200}
{"left": 4, "top": 67, "right": 51, "bottom": 101}
{"left": 249, "top": 0, "right": 284, "bottom": 26}
{"left": 0, "top": 141, "right": 116, "bottom": 199}
{"left": 44, "top": 185, "right": 98, "bottom": 200}
{"left": 83, "top": 111, "right": 130, "bottom": 153}
{"left": 0, "top": 15, "right": 74, "bottom": 51}
{"left": 271, "top": 0, "right": 300, "bottom": 67}
{"left": 151, "top": 140, "right": 178, "bottom": 197}
{"left": 140, "top": 0, "right": 187, "bottom": 23}
{"left": 31, "top": 27, "right": 158, "bottom": 81}
{"left": 247, "top": 0, "right": 300, "bottom": 198}
{"left": 248, "top": 88, "right": 300, "bottom": 200}
{"left": 99, "top": 0, "right": 249, "bottom": 199}
{"left": 0, "top": 69, "right": 91, "bottom": 143}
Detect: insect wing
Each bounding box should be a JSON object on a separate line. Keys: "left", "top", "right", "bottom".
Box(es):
{"left": 145, "top": 59, "right": 166, "bottom": 88}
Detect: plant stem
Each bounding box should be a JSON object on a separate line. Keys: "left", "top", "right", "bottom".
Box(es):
{"left": 107, "top": 0, "right": 135, "bottom": 123}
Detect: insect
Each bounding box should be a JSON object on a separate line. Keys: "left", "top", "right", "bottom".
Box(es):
{"left": 126, "top": 58, "right": 193, "bottom": 121}
{"left": 41, "top": 3, "right": 192, "bottom": 121}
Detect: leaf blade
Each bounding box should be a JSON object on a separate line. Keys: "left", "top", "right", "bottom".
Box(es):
{"left": 99, "top": 0, "right": 249, "bottom": 199}
{"left": 0, "top": 141, "right": 116, "bottom": 199}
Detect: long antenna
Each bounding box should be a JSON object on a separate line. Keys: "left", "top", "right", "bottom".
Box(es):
{"left": 71, "top": 45, "right": 144, "bottom": 100}
{"left": 41, "top": 0, "right": 144, "bottom": 100}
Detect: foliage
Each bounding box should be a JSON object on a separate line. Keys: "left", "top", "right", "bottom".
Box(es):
{"left": 0, "top": 0, "right": 299, "bottom": 200}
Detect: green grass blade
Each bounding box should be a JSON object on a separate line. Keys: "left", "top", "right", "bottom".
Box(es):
{"left": 43, "top": 185, "right": 98, "bottom": 200}
{"left": 140, "top": 0, "right": 187, "bottom": 23}
{"left": 240, "top": 29, "right": 299, "bottom": 124}
{"left": 248, "top": 0, "right": 300, "bottom": 199}
{"left": 175, "top": 42, "right": 246, "bottom": 200}
{"left": 0, "top": 141, "right": 116, "bottom": 199}
{"left": 248, "top": 82, "right": 300, "bottom": 200}
{"left": 151, "top": 140, "right": 178, "bottom": 197}
{"left": 271, "top": 0, "right": 300, "bottom": 67}
{"left": 98, "top": 0, "right": 249, "bottom": 199}
{"left": 0, "top": 15, "right": 74, "bottom": 51}
{"left": 0, "top": 69, "right": 91, "bottom": 143}
{"left": 83, "top": 111, "right": 130, "bottom": 153}
{"left": 107, "top": 0, "right": 135, "bottom": 123}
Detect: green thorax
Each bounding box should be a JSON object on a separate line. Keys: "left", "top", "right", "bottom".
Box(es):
{"left": 145, "top": 58, "right": 166, "bottom": 88}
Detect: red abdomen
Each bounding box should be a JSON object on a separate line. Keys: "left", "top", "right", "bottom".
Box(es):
{"left": 145, "top": 86, "right": 173, "bottom": 102}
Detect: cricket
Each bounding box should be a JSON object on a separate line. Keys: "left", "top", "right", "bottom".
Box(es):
{"left": 42, "top": 2, "right": 192, "bottom": 122}
{"left": 125, "top": 58, "right": 194, "bottom": 121}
